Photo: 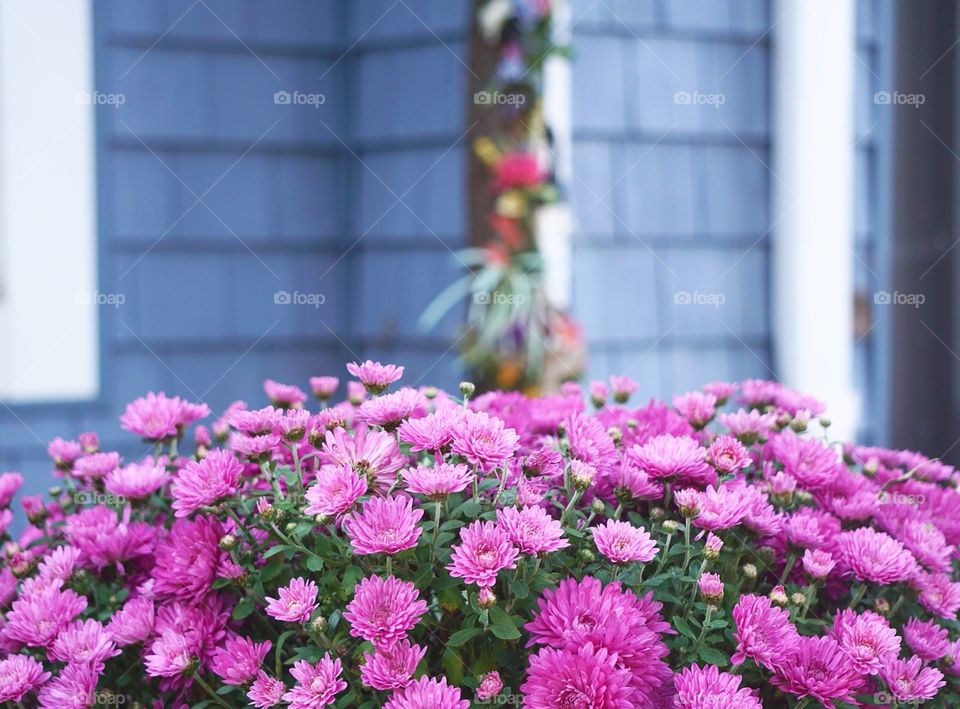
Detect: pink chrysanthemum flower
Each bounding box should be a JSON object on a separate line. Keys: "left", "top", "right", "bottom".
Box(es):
{"left": 355, "top": 387, "right": 428, "bottom": 431}
{"left": 347, "top": 360, "right": 404, "bottom": 394}
{"left": 707, "top": 435, "right": 752, "bottom": 474}
{"left": 837, "top": 527, "right": 918, "bottom": 585}
{"left": 309, "top": 375, "right": 340, "bottom": 400}
{"left": 591, "top": 519, "right": 657, "bottom": 564}
{"left": 120, "top": 391, "right": 210, "bottom": 441}
{"left": 48, "top": 618, "right": 120, "bottom": 669}
{"left": 899, "top": 518, "right": 954, "bottom": 573}
{"left": 450, "top": 410, "right": 520, "bottom": 474}
{"left": 210, "top": 635, "right": 271, "bottom": 685}
{"left": 730, "top": 594, "right": 799, "bottom": 670}
{"left": 282, "top": 656, "right": 347, "bottom": 708}
{"left": 360, "top": 638, "right": 427, "bottom": 690}
{"left": 145, "top": 630, "right": 194, "bottom": 678}
{"left": 152, "top": 515, "right": 223, "bottom": 602}
{"left": 614, "top": 460, "right": 663, "bottom": 501}
{"left": 265, "top": 578, "right": 318, "bottom": 624}
{"left": 880, "top": 656, "right": 945, "bottom": 702}
{"left": 771, "top": 635, "right": 864, "bottom": 705}
{"left": 609, "top": 375, "right": 638, "bottom": 403}
{"left": 692, "top": 484, "right": 750, "bottom": 531}
{"left": 522, "top": 643, "right": 633, "bottom": 709}
{"left": 72, "top": 451, "right": 121, "bottom": 480}
{"left": 673, "top": 391, "right": 717, "bottom": 428}
{"left": 903, "top": 617, "right": 950, "bottom": 661}
{"left": 496, "top": 505, "right": 569, "bottom": 555}
{"left": 37, "top": 545, "right": 81, "bottom": 584}
{"left": 248, "top": 670, "right": 286, "bottom": 708}
{"left": 170, "top": 448, "right": 243, "bottom": 517}
{"left": 344, "top": 495, "right": 423, "bottom": 555}
{"left": 2, "top": 585, "right": 87, "bottom": 648}
{"left": 785, "top": 507, "right": 826, "bottom": 549}
{"left": 0, "top": 471, "right": 23, "bottom": 508}
{"left": 589, "top": 380, "right": 609, "bottom": 407}
{"left": 264, "top": 378, "right": 307, "bottom": 408}
{"left": 703, "top": 380, "right": 737, "bottom": 402}
{"left": 320, "top": 426, "right": 406, "bottom": 494}
{"left": 831, "top": 609, "right": 900, "bottom": 674}
{"left": 448, "top": 520, "right": 519, "bottom": 588}
{"left": 403, "top": 463, "right": 473, "bottom": 500}
{"left": 913, "top": 571, "right": 960, "bottom": 619}
{"left": 718, "top": 408, "right": 776, "bottom": 444}
{"left": 37, "top": 663, "right": 98, "bottom": 709}
{"left": 104, "top": 460, "right": 169, "bottom": 500}
{"left": 802, "top": 548, "right": 836, "bottom": 580}
{"left": 230, "top": 432, "right": 281, "bottom": 460}
{"left": 697, "top": 572, "right": 724, "bottom": 605}
{"left": 304, "top": 465, "right": 367, "bottom": 518}
{"left": 344, "top": 575, "right": 428, "bottom": 649}
{"left": 477, "top": 670, "right": 503, "bottom": 701}
{"left": 766, "top": 430, "right": 841, "bottom": 490}
{"left": 384, "top": 675, "right": 470, "bottom": 709}
{"left": 0, "top": 655, "right": 50, "bottom": 703}
{"left": 229, "top": 406, "right": 281, "bottom": 436}
{"left": 398, "top": 406, "right": 464, "bottom": 454}
{"left": 107, "top": 595, "right": 155, "bottom": 646}
{"left": 673, "top": 663, "right": 762, "bottom": 709}
{"left": 48, "top": 437, "right": 84, "bottom": 470}
{"left": 628, "top": 434, "right": 712, "bottom": 485}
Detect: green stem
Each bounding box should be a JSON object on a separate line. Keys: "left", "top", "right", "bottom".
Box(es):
{"left": 493, "top": 471, "right": 508, "bottom": 507}
{"left": 386, "top": 556, "right": 393, "bottom": 577}
{"left": 655, "top": 533, "right": 674, "bottom": 575}
{"left": 849, "top": 583, "right": 867, "bottom": 610}
{"left": 559, "top": 490, "right": 582, "bottom": 528}
{"left": 663, "top": 482, "right": 673, "bottom": 513}
{"left": 226, "top": 506, "right": 258, "bottom": 548}
{"left": 193, "top": 673, "right": 231, "bottom": 708}
{"left": 430, "top": 499, "right": 443, "bottom": 564}
{"left": 888, "top": 592, "right": 905, "bottom": 617}
{"left": 679, "top": 521, "right": 693, "bottom": 577}
{"left": 778, "top": 551, "right": 797, "bottom": 585}
{"left": 613, "top": 503, "right": 623, "bottom": 520}
{"left": 800, "top": 584, "right": 817, "bottom": 618}
{"left": 688, "top": 605, "right": 714, "bottom": 660}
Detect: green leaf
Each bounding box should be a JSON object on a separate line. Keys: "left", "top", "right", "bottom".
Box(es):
{"left": 263, "top": 544, "right": 291, "bottom": 559}
{"left": 671, "top": 615, "right": 697, "bottom": 640}
{"left": 697, "top": 647, "right": 729, "bottom": 666}
{"left": 306, "top": 554, "right": 324, "bottom": 572}
{"left": 232, "top": 597, "right": 255, "bottom": 620}
{"left": 447, "top": 627, "right": 483, "bottom": 647}
{"left": 488, "top": 606, "right": 521, "bottom": 640}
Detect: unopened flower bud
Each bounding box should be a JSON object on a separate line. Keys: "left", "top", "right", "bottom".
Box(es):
{"left": 478, "top": 587, "right": 496, "bottom": 608}
{"left": 48, "top": 486, "right": 62, "bottom": 497}
{"left": 818, "top": 417, "right": 831, "bottom": 429}
{"left": 661, "top": 519, "right": 679, "bottom": 534}
{"left": 184, "top": 656, "right": 200, "bottom": 676}
{"left": 795, "top": 490, "right": 813, "bottom": 504}
{"left": 219, "top": 534, "right": 238, "bottom": 551}
{"left": 650, "top": 507, "right": 666, "bottom": 521}
{"left": 741, "top": 563, "right": 758, "bottom": 580}
{"left": 308, "top": 616, "right": 327, "bottom": 634}
{"left": 607, "top": 427, "right": 622, "bottom": 445}
{"left": 285, "top": 521, "right": 297, "bottom": 533}
{"left": 423, "top": 386, "right": 438, "bottom": 400}
{"left": 863, "top": 458, "right": 879, "bottom": 476}
{"left": 790, "top": 592, "right": 806, "bottom": 606}
{"left": 578, "top": 548, "right": 596, "bottom": 563}
{"left": 769, "top": 585, "right": 788, "bottom": 606}
{"left": 698, "top": 572, "right": 724, "bottom": 605}
{"left": 590, "top": 499, "right": 605, "bottom": 515}
{"left": 757, "top": 546, "right": 777, "bottom": 566}
{"left": 874, "top": 597, "right": 891, "bottom": 616}
{"left": 570, "top": 461, "right": 595, "bottom": 490}
{"left": 459, "top": 381, "right": 476, "bottom": 399}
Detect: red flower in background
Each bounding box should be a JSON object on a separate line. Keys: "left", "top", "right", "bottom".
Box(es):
{"left": 493, "top": 152, "right": 546, "bottom": 192}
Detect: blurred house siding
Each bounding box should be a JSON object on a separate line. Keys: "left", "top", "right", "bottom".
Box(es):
{"left": 570, "top": 0, "right": 891, "bottom": 437}
{"left": 0, "top": 0, "right": 892, "bottom": 499}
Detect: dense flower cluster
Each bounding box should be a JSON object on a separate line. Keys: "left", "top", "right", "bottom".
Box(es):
{"left": 0, "top": 362, "right": 958, "bottom": 707}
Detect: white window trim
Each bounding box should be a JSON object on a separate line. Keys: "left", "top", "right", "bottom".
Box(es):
{"left": 0, "top": 0, "right": 99, "bottom": 402}
{"left": 772, "top": 0, "right": 859, "bottom": 440}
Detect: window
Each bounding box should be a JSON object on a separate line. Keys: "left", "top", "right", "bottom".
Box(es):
{"left": 0, "top": 0, "right": 99, "bottom": 401}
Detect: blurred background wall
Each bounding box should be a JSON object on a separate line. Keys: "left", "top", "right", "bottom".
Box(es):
{"left": 0, "top": 0, "right": 926, "bottom": 496}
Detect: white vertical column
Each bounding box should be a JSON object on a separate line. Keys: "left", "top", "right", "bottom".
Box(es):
{"left": 772, "top": 0, "right": 858, "bottom": 440}
{"left": 537, "top": 0, "right": 573, "bottom": 310}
